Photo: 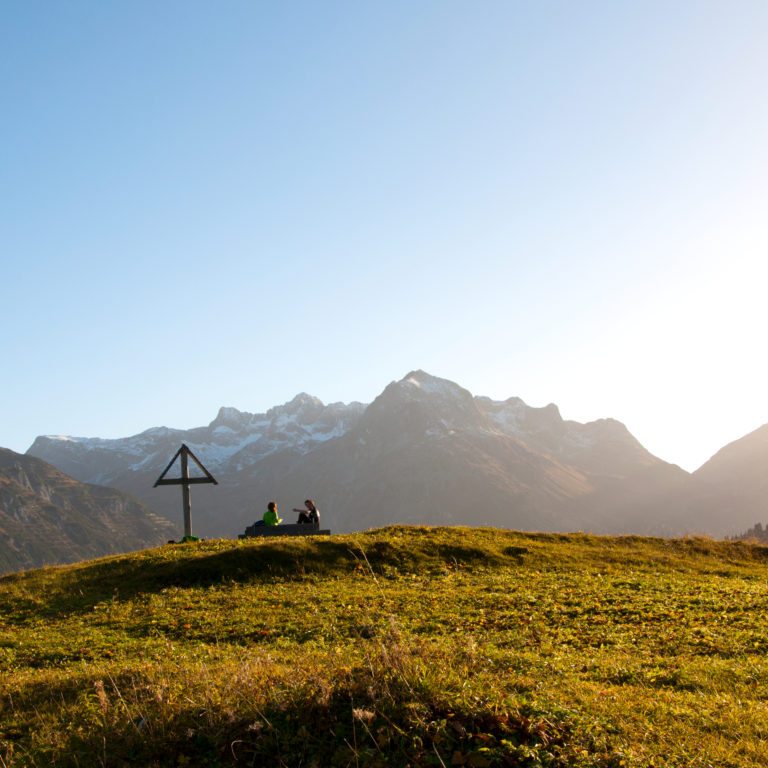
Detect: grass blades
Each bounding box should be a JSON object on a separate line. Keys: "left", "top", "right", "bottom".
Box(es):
{"left": 1, "top": 527, "right": 768, "bottom": 766}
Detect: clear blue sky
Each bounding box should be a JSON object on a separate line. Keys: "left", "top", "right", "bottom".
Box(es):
{"left": 2, "top": 1, "right": 767, "bottom": 471}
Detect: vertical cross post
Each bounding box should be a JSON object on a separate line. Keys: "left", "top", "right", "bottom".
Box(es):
{"left": 181, "top": 446, "right": 192, "bottom": 538}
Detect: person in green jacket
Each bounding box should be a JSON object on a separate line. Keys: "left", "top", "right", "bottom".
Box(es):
{"left": 263, "top": 501, "right": 282, "bottom": 526}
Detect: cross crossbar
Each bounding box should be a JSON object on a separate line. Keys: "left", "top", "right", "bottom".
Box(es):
{"left": 153, "top": 443, "right": 217, "bottom": 539}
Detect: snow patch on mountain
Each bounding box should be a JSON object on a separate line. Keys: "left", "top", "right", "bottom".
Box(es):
{"left": 31, "top": 395, "right": 367, "bottom": 483}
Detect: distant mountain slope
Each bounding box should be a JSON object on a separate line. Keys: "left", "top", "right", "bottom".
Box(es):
{"left": 686, "top": 423, "right": 768, "bottom": 536}
{"left": 0, "top": 448, "right": 175, "bottom": 573}
{"left": 24, "top": 370, "right": 725, "bottom": 537}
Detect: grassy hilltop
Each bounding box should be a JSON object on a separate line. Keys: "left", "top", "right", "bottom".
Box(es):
{"left": 2, "top": 527, "right": 768, "bottom": 767}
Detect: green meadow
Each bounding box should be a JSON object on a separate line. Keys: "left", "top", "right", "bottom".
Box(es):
{"left": 2, "top": 526, "right": 768, "bottom": 767}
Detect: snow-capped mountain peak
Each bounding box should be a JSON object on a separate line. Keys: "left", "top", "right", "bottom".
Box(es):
{"left": 266, "top": 392, "right": 325, "bottom": 423}
{"left": 210, "top": 406, "right": 252, "bottom": 430}
{"left": 385, "top": 371, "right": 475, "bottom": 408}
{"left": 400, "top": 370, "right": 466, "bottom": 395}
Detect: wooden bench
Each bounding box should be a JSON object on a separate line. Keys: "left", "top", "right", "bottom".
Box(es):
{"left": 239, "top": 522, "right": 331, "bottom": 539}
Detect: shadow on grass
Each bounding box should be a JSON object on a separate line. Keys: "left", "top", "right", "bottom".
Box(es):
{"left": 26, "top": 541, "right": 354, "bottom": 618}
{"left": 7, "top": 534, "right": 527, "bottom": 619}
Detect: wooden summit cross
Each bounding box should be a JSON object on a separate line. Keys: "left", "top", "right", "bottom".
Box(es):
{"left": 154, "top": 444, "right": 217, "bottom": 539}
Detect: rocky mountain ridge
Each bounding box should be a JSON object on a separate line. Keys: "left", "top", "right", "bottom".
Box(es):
{"left": 30, "top": 393, "right": 367, "bottom": 483}
{"left": 30, "top": 371, "right": 657, "bottom": 485}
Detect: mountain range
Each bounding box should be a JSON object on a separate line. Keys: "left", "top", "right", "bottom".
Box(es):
{"left": 0, "top": 448, "right": 174, "bottom": 573}
{"left": 25, "top": 370, "right": 768, "bottom": 541}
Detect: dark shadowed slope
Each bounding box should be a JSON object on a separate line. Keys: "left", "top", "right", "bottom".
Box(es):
{"left": 0, "top": 448, "right": 175, "bottom": 573}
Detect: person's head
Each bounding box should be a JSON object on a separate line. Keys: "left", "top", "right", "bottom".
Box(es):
{"left": 305, "top": 499, "right": 315, "bottom": 510}
{"left": 267, "top": 501, "right": 277, "bottom": 512}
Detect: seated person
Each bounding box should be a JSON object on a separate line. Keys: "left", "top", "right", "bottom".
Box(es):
{"left": 293, "top": 499, "right": 320, "bottom": 525}
{"left": 263, "top": 501, "right": 282, "bottom": 526}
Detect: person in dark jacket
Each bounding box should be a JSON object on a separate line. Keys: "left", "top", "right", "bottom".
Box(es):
{"left": 293, "top": 499, "right": 320, "bottom": 525}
